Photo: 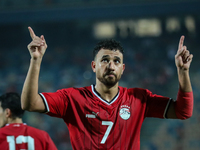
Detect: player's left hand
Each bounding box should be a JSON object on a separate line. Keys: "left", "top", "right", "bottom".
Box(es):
{"left": 175, "top": 36, "right": 193, "bottom": 70}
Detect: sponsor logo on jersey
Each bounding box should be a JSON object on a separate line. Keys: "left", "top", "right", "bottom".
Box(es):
{"left": 86, "top": 112, "right": 99, "bottom": 118}
{"left": 92, "top": 111, "right": 99, "bottom": 117}
{"left": 119, "top": 105, "right": 130, "bottom": 120}
{"left": 86, "top": 114, "right": 96, "bottom": 118}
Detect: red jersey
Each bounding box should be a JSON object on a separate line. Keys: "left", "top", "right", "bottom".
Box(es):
{"left": 40, "top": 85, "right": 171, "bottom": 150}
{"left": 0, "top": 123, "right": 57, "bottom": 150}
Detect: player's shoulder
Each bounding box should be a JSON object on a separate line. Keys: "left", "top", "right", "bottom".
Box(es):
{"left": 0, "top": 123, "right": 21, "bottom": 132}
{"left": 59, "top": 85, "right": 93, "bottom": 95}
{"left": 119, "top": 86, "right": 151, "bottom": 95}
{"left": 0, "top": 125, "right": 7, "bottom": 133}
{"left": 0, "top": 124, "right": 47, "bottom": 135}
{"left": 120, "top": 86, "right": 148, "bottom": 92}
{"left": 57, "top": 85, "right": 91, "bottom": 93}
{"left": 0, "top": 125, "right": 11, "bottom": 137}
{"left": 73, "top": 85, "right": 91, "bottom": 91}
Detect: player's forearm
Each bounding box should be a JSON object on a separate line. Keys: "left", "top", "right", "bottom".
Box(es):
{"left": 177, "top": 68, "right": 192, "bottom": 92}
{"left": 21, "top": 59, "right": 42, "bottom": 111}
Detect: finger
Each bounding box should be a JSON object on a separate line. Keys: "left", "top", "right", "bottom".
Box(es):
{"left": 178, "top": 35, "right": 185, "bottom": 51}
{"left": 33, "top": 36, "right": 44, "bottom": 44}
{"left": 176, "top": 45, "right": 186, "bottom": 57}
{"left": 28, "top": 41, "right": 42, "bottom": 48}
{"left": 183, "top": 50, "right": 190, "bottom": 62}
{"left": 184, "top": 54, "right": 193, "bottom": 63}
{"left": 184, "top": 49, "right": 189, "bottom": 56}
{"left": 28, "top": 26, "right": 36, "bottom": 40}
{"left": 40, "top": 35, "right": 46, "bottom": 43}
{"left": 182, "top": 46, "right": 188, "bottom": 56}
{"left": 40, "top": 35, "right": 47, "bottom": 46}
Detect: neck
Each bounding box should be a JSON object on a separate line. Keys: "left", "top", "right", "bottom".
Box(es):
{"left": 8, "top": 118, "right": 23, "bottom": 124}
{"left": 95, "top": 82, "right": 119, "bottom": 102}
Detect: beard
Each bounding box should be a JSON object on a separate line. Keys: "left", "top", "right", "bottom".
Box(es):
{"left": 97, "top": 71, "right": 122, "bottom": 87}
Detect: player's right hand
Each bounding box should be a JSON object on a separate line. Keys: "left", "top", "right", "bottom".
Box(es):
{"left": 175, "top": 36, "right": 193, "bottom": 71}
{"left": 27, "top": 27, "right": 47, "bottom": 60}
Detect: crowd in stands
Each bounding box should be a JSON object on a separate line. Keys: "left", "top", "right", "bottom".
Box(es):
{"left": 0, "top": 23, "right": 199, "bottom": 150}
{"left": 0, "top": 0, "right": 144, "bottom": 10}
{"left": 0, "top": 0, "right": 196, "bottom": 10}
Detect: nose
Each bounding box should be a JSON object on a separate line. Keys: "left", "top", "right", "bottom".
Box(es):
{"left": 107, "top": 61, "right": 115, "bottom": 70}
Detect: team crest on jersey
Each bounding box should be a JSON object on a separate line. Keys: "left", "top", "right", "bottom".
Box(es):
{"left": 119, "top": 105, "right": 130, "bottom": 120}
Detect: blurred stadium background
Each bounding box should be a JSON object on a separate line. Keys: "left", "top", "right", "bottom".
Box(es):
{"left": 0, "top": 0, "right": 200, "bottom": 149}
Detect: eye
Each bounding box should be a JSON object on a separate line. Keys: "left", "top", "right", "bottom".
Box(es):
{"left": 102, "top": 58, "right": 109, "bottom": 63}
{"left": 114, "top": 59, "right": 120, "bottom": 63}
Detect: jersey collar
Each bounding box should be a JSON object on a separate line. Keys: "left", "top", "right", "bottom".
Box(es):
{"left": 91, "top": 84, "right": 120, "bottom": 105}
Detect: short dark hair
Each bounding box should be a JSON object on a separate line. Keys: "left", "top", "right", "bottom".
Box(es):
{"left": 93, "top": 39, "right": 124, "bottom": 60}
{"left": 0, "top": 92, "right": 24, "bottom": 118}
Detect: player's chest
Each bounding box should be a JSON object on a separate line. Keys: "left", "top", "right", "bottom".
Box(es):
{"left": 82, "top": 95, "right": 144, "bottom": 123}
{"left": 74, "top": 94, "right": 145, "bottom": 126}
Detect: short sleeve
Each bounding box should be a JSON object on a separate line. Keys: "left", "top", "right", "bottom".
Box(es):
{"left": 144, "top": 89, "right": 171, "bottom": 118}
{"left": 40, "top": 88, "right": 73, "bottom": 118}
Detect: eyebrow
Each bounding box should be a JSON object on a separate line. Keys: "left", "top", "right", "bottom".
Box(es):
{"left": 101, "top": 55, "right": 121, "bottom": 61}
{"left": 114, "top": 56, "right": 121, "bottom": 61}
{"left": 101, "top": 55, "right": 109, "bottom": 59}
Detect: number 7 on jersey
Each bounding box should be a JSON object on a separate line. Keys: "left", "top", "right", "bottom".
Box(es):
{"left": 100, "top": 121, "right": 114, "bottom": 144}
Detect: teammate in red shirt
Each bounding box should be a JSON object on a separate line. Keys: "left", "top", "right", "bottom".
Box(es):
{"left": 0, "top": 92, "right": 57, "bottom": 150}
{"left": 21, "top": 27, "right": 193, "bottom": 150}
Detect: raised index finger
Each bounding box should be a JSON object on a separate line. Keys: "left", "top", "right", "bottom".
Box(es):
{"left": 28, "top": 26, "right": 36, "bottom": 40}
{"left": 178, "top": 35, "right": 185, "bottom": 51}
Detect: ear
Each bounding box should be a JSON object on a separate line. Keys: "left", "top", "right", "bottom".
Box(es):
{"left": 91, "top": 61, "right": 96, "bottom": 73}
{"left": 121, "top": 64, "right": 125, "bottom": 75}
{"left": 5, "top": 108, "right": 12, "bottom": 118}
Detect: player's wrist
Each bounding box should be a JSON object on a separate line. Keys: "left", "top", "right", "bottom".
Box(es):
{"left": 30, "top": 57, "right": 43, "bottom": 65}
{"left": 177, "top": 67, "right": 189, "bottom": 75}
